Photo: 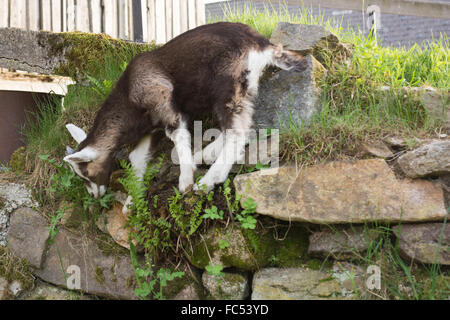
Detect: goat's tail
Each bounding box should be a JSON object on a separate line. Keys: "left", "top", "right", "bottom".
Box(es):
{"left": 271, "top": 44, "right": 308, "bottom": 72}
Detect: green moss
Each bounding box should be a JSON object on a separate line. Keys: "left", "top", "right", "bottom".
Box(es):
{"left": 9, "top": 146, "right": 26, "bottom": 173}
{"left": 46, "top": 32, "right": 156, "bottom": 79}
{"left": 305, "top": 259, "right": 323, "bottom": 270}
{"left": 161, "top": 272, "right": 206, "bottom": 300}
{"left": 188, "top": 222, "right": 310, "bottom": 271}
{"left": 94, "top": 267, "right": 105, "bottom": 285}
{"left": 189, "top": 237, "right": 219, "bottom": 269}
{"left": 243, "top": 223, "right": 310, "bottom": 268}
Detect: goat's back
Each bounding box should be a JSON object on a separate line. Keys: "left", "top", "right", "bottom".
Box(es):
{"left": 125, "top": 22, "right": 272, "bottom": 115}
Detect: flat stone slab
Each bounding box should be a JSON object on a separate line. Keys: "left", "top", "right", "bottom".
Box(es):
{"left": 393, "top": 223, "right": 450, "bottom": 265}
{"left": 252, "top": 267, "right": 342, "bottom": 300}
{"left": 33, "top": 228, "right": 136, "bottom": 299}
{"left": 234, "top": 159, "right": 446, "bottom": 224}
{"left": 6, "top": 207, "right": 49, "bottom": 268}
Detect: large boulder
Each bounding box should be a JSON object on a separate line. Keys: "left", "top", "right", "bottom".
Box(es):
{"left": 33, "top": 228, "right": 136, "bottom": 299}
{"left": 254, "top": 55, "right": 325, "bottom": 129}
{"left": 251, "top": 267, "right": 342, "bottom": 300}
{"left": 269, "top": 22, "right": 352, "bottom": 64}
{"left": 234, "top": 159, "right": 446, "bottom": 224}
{"left": 397, "top": 140, "right": 450, "bottom": 178}
{"left": 253, "top": 22, "right": 354, "bottom": 130}
{"left": 6, "top": 208, "right": 48, "bottom": 268}
{"left": 393, "top": 223, "right": 450, "bottom": 265}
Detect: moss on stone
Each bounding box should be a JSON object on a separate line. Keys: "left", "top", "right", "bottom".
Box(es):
{"left": 188, "top": 221, "right": 310, "bottom": 271}
{"left": 45, "top": 31, "right": 156, "bottom": 79}
{"left": 189, "top": 236, "right": 219, "bottom": 269}
{"left": 9, "top": 146, "right": 26, "bottom": 173}
{"left": 242, "top": 223, "right": 310, "bottom": 269}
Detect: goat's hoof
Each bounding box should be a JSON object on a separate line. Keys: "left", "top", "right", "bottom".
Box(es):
{"left": 193, "top": 181, "right": 214, "bottom": 193}
{"left": 179, "top": 183, "right": 193, "bottom": 194}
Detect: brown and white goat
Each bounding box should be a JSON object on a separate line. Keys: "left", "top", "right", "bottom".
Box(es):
{"left": 64, "top": 22, "right": 306, "bottom": 213}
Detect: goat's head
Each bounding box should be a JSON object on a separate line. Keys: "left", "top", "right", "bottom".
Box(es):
{"left": 63, "top": 124, "right": 112, "bottom": 198}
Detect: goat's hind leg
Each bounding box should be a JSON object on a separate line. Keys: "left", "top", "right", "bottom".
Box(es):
{"left": 122, "top": 135, "right": 152, "bottom": 215}
{"left": 166, "top": 119, "right": 196, "bottom": 193}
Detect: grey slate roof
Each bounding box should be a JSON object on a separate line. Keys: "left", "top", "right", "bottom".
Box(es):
{"left": 206, "top": 0, "right": 450, "bottom": 48}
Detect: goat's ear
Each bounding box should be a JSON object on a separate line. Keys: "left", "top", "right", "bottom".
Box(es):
{"left": 66, "top": 124, "right": 87, "bottom": 144}
{"left": 66, "top": 146, "right": 75, "bottom": 156}
{"left": 63, "top": 147, "right": 97, "bottom": 163}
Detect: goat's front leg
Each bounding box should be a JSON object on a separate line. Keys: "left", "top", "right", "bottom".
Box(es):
{"left": 166, "top": 120, "right": 195, "bottom": 193}
{"left": 194, "top": 128, "right": 248, "bottom": 192}
{"left": 122, "top": 135, "right": 152, "bottom": 215}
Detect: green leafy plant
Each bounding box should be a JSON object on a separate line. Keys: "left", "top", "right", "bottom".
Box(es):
{"left": 236, "top": 198, "right": 257, "bottom": 230}
{"left": 118, "top": 155, "right": 169, "bottom": 254}
{"left": 202, "top": 205, "right": 224, "bottom": 221}
{"left": 129, "top": 243, "right": 184, "bottom": 300}
{"left": 205, "top": 263, "right": 225, "bottom": 279}
{"left": 219, "top": 239, "right": 230, "bottom": 250}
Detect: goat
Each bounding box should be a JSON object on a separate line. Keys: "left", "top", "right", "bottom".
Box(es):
{"left": 64, "top": 22, "right": 306, "bottom": 214}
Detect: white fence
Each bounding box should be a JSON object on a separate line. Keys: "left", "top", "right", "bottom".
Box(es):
{"left": 0, "top": 0, "right": 206, "bottom": 44}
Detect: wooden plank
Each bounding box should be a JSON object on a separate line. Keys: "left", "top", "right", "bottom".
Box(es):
{"left": 76, "top": 0, "right": 90, "bottom": 32}
{"left": 147, "top": 0, "right": 156, "bottom": 42}
{"left": 102, "top": 0, "right": 118, "bottom": 38}
{"left": 10, "top": 0, "right": 27, "bottom": 29}
{"left": 118, "top": 0, "right": 129, "bottom": 40}
{"left": 90, "top": 0, "right": 103, "bottom": 33}
{"left": 172, "top": 0, "right": 181, "bottom": 38}
{"left": 51, "top": 0, "right": 62, "bottom": 32}
{"left": 141, "top": 0, "right": 148, "bottom": 42}
{"left": 62, "top": 0, "right": 67, "bottom": 31}
{"left": 165, "top": 0, "right": 173, "bottom": 41}
{"left": 155, "top": 0, "right": 166, "bottom": 44}
{"left": 196, "top": 0, "right": 205, "bottom": 26}
{"left": 251, "top": 0, "right": 450, "bottom": 19}
{"left": 27, "top": 0, "right": 41, "bottom": 30}
{"left": 179, "top": 0, "right": 188, "bottom": 33}
{"left": 41, "top": 0, "right": 52, "bottom": 31}
{"left": 67, "top": 0, "right": 76, "bottom": 31}
{"left": 0, "top": 0, "right": 8, "bottom": 28}
{"left": 128, "top": 0, "right": 134, "bottom": 41}
{"left": 187, "top": 0, "right": 196, "bottom": 30}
